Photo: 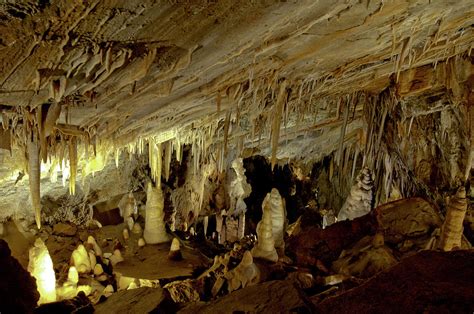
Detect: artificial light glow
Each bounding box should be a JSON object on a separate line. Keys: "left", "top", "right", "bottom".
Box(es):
{"left": 28, "top": 238, "right": 57, "bottom": 305}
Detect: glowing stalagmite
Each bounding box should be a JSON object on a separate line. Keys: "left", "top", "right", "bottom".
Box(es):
{"left": 144, "top": 181, "right": 170, "bottom": 244}
{"left": 28, "top": 238, "right": 56, "bottom": 304}
{"left": 438, "top": 187, "right": 467, "bottom": 251}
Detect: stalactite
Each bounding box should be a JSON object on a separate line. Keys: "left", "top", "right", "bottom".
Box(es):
{"left": 164, "top": 140, "right": 172, "bottom": 181}
{"left": 69, "top": 137, "right": 77, "bottom": 195}
{"left": 44, "top": 101, "right": 62, "bottom": 137}
{"left": 438, "top": 187, "right": 467, "bottom": 251}
{"left": 149, "top": 140, "right": 162, "bottom": 186}
{"left": 27, "top": 135, "right": 41, "bottom": 229}
{"left": 270, "top": 80, "right": 288, "bottom": 170}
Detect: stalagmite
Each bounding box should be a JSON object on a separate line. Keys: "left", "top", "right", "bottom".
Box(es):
{"left": 89, "top": 251, "right": 96, "bottom": 270}
{"left": 138, "top": 238, "right": 146, "bottom": 247}
{"left": 337, "top": 167, "right": 373, "bottom": 222}
{"left": 71, "top": 244, "right": 92, "bottom": 273}
{"left": 27, "top": 137, "right": 41, "bottom": 229}
{"left": 127, "top": 217, "right": 135, "bottom": 231}
{"left": 204, "top": 215, "right": 209, "bottom": 237}
{"left": 94, "top": 263, "right": 104, "bottom": 276}
{"left": 123, "top": 228, "right": 129, "bottom": 240}
{"left": 224, "top": 251, "right": 261, "bottom": 292}
{"left": 438, "top": 187, "right": 468, "bottom": 251}
{"left": 168, "top": 238, "right": 183, "bottom": 261}
{"left": 28, "top": 238, "right": 57, "bottom": 304}
{"left": 132, "top": 222, "right": 143, "bottom": 234}
{"left": 143, "top": 182, "right": 170, "bottom": 244}
{"left": 229, "top": 158, "right": 252, "bottom": 219}
{"left": 87, "top": 236, "right": 102, "bottom": 257}
{"left": 263, "top": 188, "right": 286, "bottom": 249}
{"left": 109, "top": 249, "right": 124, "bottom": 266}
{"left": 68, "top": 266, "right": 79, "bottom": 285}
{"left": 251, "top": 197, "right": 278, "bottom": 262}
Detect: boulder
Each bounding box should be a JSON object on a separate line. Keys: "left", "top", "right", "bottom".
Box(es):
{"left": 178, "top": 280, "right": 310, "bottom": 313}
{"left": 0, "top": 239, "right": 39, "bottom": 313}
{"left": 316, "top": 250, "right": 474, "bottom": 313}
{"left": 287, "top": 212, "right": 378, "bottom": 266}
{"left": 94, "top": 287, "right": 167, "bottom": 314}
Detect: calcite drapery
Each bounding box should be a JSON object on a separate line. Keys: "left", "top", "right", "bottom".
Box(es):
{"left": 143, "top": 182, "right": 170, "bottom": 244}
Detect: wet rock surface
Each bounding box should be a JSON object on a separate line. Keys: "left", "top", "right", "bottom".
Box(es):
{"left": 315, "top": 250, "right": 474, "bottom": 314}
{"left": 0, "top": 239, "right": 39, "bottom": 313}
{"left": 178, "top": 280, "right": 310, "bottom": 314}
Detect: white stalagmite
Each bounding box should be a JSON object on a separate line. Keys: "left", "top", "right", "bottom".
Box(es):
{"left": 87, "top": 236, "right": 102, "bottom": 257}
{"left": 263, "top": 188, "right": 286, "bottom": 249}
{"left": 337, "top": 167, "right": 373, "bottom": 222}
{"left": 168, "top": 237, "right": 183, "bottom": 260}
{"left": 71, "top": 244, "right": 92, "bottom": 273}
{"left": 229, "top": 158, "right": 252, "bottom": 218}
{"left": 251, "top": 198, "right": 278, "bottom": 262}
{"left": 203, "top": 216, "right": 209, "bottom": 237}
{"left": 123, "top": 228, "right": 130, "bottom": 240}
{"left": 144, "top": 182, "right": 170, "bottom": 244}
{"left": 138, "top": 238, "right": 146, "bottom": 247}
{"left": 126, "top": 217, "right": 135, "bottom": 231}
{"left": 109, "top": 249, "right": 124, "bottom": 266}
{"left": 28, "top": 238, "right": 57, "bottom": 304}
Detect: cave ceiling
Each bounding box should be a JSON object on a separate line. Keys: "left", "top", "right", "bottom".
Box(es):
{"left": 0, "top": 0, "right": 474, "bottom": 173}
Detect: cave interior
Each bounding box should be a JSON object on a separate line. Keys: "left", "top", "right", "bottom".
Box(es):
{"left": 0, "top": 1, "right": 474, "bottom": 313}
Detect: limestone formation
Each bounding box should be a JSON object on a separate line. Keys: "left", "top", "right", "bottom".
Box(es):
{"left": 86, "top": 236, "right": 102, "bottom": 257}
{"left": 132, "top": 222, "right": 143, "bottom": 234}
{"left": 109, "top": 249, "right": 124, "bottom": 266}
{"left": 229, "top": 158, "right": 252, "bottom": 217}
{"left": 168, "top": 238, "right": 183, "bottom": 261}
{"left": 138, "top": 238, "right": 146, "bottom": 247}
{"left": 120, "top": 192, "right": 137, "bottom": 222}
{"left": 143, "top": 182, "right": 170, "bottom": 244}
{"left": 332, "top": 234, "right": 398, "bottom": 278}
{"left": 251, "top": 198, "right": 278, "bottom": 262}
{"left": 438, "top": 187, "right": 468, "bottom": 251}
{"left": 224, "top": 251, "right": 260, "bottom": 292}
{"left": 337, "top": 167, "right": 373, "bottom": 222}
{"left": 263, "top": 188, "right": 287, "bottom": 249}
{"left": 71, "top": 244, "right": 92, "bottom": 274}
{"left": 123, "top": 228, "right": 130, "bottom": 240}
{"left": 28, "top": 238, "right": 57, "bottom": 304}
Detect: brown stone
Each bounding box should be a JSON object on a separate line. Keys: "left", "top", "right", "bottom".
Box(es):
{"left": 287, "top": 212, "right": 378, "bottom": 266}
{"left": 53, "top": 222, "right": 78, "bottom": 237}
{"left": 178, "top": 280, "right": 310, "bottom": 313}
{"left": 316, "top": 250, "right": 474, "bottom": 313}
